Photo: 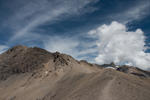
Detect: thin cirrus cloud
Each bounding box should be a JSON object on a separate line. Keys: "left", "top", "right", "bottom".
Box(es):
{"left": 124, "top": 1, "right": 150, "bottom": 21}
{"left": 88, "top": 21, "right": 150, "bottom": 70}
{"left": 109, "top": 0, "right": 150, "bottom": 23}
{"left": 0, "top": 45, "right": 8, "bottom": 54}
{"left": 3, "top": 0, "right": 149, "bottom": 43}
{"left": 43, "top": 36, "right": 98, "bottom": 60}
{"left": 43, "top": 36, "right": 80, "bottom": 58}
{"left": 6, "top": 0, "right": 98, "bottom": 41}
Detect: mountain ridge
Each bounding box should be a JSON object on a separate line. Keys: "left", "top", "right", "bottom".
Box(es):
{"left": 0, "top": 45, "right": 149, "bottom": 78}
{"left": 0, "top": 45, "right": 150, "bottom": 100}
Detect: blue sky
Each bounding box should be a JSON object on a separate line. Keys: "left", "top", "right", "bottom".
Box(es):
{"left": 0, "top": 0, "right": 150, "bottom": 69}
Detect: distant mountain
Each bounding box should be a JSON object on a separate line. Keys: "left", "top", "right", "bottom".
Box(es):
{"left": 0, "top": 45, "right": 150, "bottom": 100}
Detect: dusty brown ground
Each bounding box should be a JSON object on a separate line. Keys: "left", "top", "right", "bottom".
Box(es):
{"left": 0, "top": 46, "right": 150, "bottom": 100}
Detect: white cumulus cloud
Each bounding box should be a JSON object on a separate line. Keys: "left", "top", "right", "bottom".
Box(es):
{"left": 89, "top": 21, "right": 150, "bottom": 70}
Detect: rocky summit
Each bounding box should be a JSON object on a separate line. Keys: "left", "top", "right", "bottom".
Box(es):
{"left": 0, "top": 45, "right": 150, "bottom": 100}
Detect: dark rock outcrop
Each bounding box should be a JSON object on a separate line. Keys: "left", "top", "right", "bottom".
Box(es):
{"left": 117, "top": 65, "right": 150, "bottom": 78}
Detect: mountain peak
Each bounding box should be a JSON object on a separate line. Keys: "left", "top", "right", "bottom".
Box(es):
{"left": 0, "top": 46, "right": 51, "bottom": 79}
{"left": 0, "top": 46, "right": 77, "bottom": 80}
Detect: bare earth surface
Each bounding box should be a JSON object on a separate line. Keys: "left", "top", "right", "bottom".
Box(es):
{"left": 0, "top": 45, "right": 150, "bottom": 100}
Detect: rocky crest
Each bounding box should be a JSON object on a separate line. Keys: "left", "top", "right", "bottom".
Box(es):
{"left": 0, "top": 45, "right": 150, "bottom": 80}
{"left": 0, "top": 45, "right": 74, "bottom": 80}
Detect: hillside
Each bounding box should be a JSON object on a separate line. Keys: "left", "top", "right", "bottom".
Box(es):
{"left": 0, "top": 45, "right": 150, "bottom": 100}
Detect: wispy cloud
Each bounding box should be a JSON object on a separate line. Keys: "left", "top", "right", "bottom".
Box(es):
{"left": 0, "top": 45, "right": 9, "bottom": 54}
{"left": 124, "top": 1, "right": 150, "bottom": 21}
{"left": 110, "top": 0, "right": 150, "bottom": 23}
{"left": 5, "top": 0, "right": 98, "bottom": 41}
{"left": 43, "top": 35, "right": 98, "bottom": 60}
{"left": 43, "top": 36, "right": 80, "bottom": 57}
